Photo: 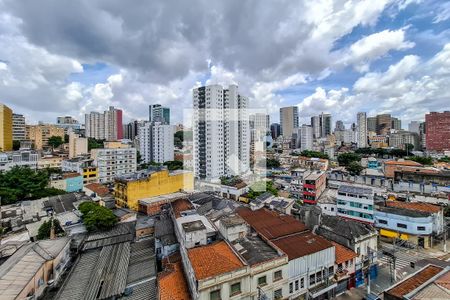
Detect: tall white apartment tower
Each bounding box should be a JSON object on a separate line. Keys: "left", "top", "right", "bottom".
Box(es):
{"left": 300, "top": 124, "right": 313, "bottom": 151}
{"left": 193, "top": 84, "right": 250, "bottom": 180}
{"left": 139, "top": 122, "right": 174, "bottom": 164}
{"left": 357, "top": 112, "right": 368, "bottom": 148}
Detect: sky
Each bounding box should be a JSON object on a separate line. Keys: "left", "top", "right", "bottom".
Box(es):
{"left": 0, "top": 0, "right": 450, "bottom": 128}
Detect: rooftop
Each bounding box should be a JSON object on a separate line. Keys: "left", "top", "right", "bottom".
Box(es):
{"left": 171, "top": 198, "right": 194, "bottom": 218}
{"left": 187, "top": 241, "right": 244, "bottom": 280}
{"left": 84, "top": 183, "right": 110, "bottom": 197}
{"left": 304, "top": 171, "right": 326, "bottom": 181}
{"left": 338, "top": 185, "right": 373, "bottom": 195}
{"left": 138, "top": 192, "right": 187, "bottom": 205}
{"left": 237, "top": 207, "right": 308, "bottom": 240}
{"left": 158, "top": 253, "right": 190, "bottom": 300}
{"left": 385, "top": 160, "right": 423, "bottom": 166}
{"left": 386, "top": 201, "right": 442, "bottom": 214}
{"left": 318, "top": 215, "right": 377, "bottom": 240}
{"left": 377, "top": 206, "right": 431, "bottom": 218}
{"left": 220, "top": 214, "right": 246, "bottom": 228}
{"left": 385, "top": 265, "right": 444, "bottom": 299}
{"left": 231, "top": 235, "right": 282, "bottom": 266}
{"left": 273, "top": 231, "right": 333, "bottom": 260}
{"left": 332, "top": 242, "right": 357, "bottom": 265}
{"left": 182, "top": 220, "right": 206, "bottom": 232}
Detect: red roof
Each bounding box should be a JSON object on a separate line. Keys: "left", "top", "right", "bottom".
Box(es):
{"left": 272, "top": 231, "right": 333, "bottom": 260}
{"left": 159, "top": 253, "right": 191, "bottom": 300}
{"left": 386, "top": 265, "right": 444, "bottom": 299}
{"left": 171, "top": 198, "right": 193, "bottom": 218}
{"left": 332, "top": 242, "right": 357, "bottom": 265}
{"left": 187, "top": 241, "right": 244, "bottom": 280}
{"left": 236, "top": 207, "right": 307, "bottom": 240}
{"left": 386, "top": 201, "right": 442, "bottom": 214}
{"left": 85, "top": 183, "right": 110, "bottom": 197}
{"left": 385, "top": 160, "right": 423, "bottom": 166}
{"left": 62, "top": 172, "right": 81, "bottom": 179}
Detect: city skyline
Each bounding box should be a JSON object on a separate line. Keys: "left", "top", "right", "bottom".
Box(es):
{"left": 0, "top": 1, "right": 449, "bottom": 125}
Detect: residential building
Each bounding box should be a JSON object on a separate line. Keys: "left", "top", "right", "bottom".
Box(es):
{"left": 408, "top": 121, "right": 420, "bottom": 134}
{"left": 389, "top": 130, "right": 420, "bottom": 150}
{"left": 335, "top": 129, "right": 357, "bottom": 145}
{"left": 91, "top": 144, "right": 137, "bottom": 183}
{"left": 392, "top": 117, "right": 402, "bottom": 130}
{"left": 37, "top": 155, "right": 63, "bottom": 169}
{"left": 149, "top": 104, "right": 170, "bottom": 124}
{"left": 303, "top": 171, "right": 327, "bottom": 204}
{"left": 270, "top": 123, "right": 281, "bottom": 139}
{"left": 68, "top": 132, "right": 88, "bottom": 159}
{"left": 367, "top": 117, "right": 377, "bottom": 133}
{"left": 56, "top": 116, "right": 81, "bottom": 133}
{"left": 139, "top": 122, "right": 174, "bottom": 164}
{"left": 123, "top": 120, "right": 143, "bottom": 140}
{"left": 336, "top": 185, "right": 375, "bottom": 224}
{"left": 26, "top": 124, "right": 64, "bottom": 150}
{"left": 425, "top": 111, "right": 450, "bottom": 152}
{"left": 357, "top": 112, "right": 367, "bottom": 148}
{"left": 280, "top": 106, "right": 299, "bottom": 138}
{"left": 383, "top": 264, "right": 449, "bottom": 300}
{"left": 0, "top": 237, "right": 70, "bottom": 300}
{"left": 300, "top": 124, "right": 313, "bottom": 151}
{"left": 384, "top": 160, "right": 423, "bottom": 178}
{"left": 192, "top": 84, "right": 250, "bottom": 180}
{"left": 12, "top": 113, "right": 26, "bottom": 141}
{"left": 0, "top": 149, "right": 39, "bottom": 171}
{"left": 114, "top": 168, "right": 193, "bottom": 210}
{"left": 0, "top": 103, "right": 13, "bottom": 151}
{"left": 332, "top": 242, "right": 358, "bottom": 295}
{"left": 85, "top": 106, "right": 123, "bottom": 140}
{"left": 335, "top": 120, "right": 345, "bottom": 131}
{"left": 49, "top": 173, "right": 83, "bottom": 192}
{"left": 61, "top": 157, "right": 98, "bottom": 184}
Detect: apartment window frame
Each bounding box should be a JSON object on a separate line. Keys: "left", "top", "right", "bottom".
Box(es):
{"left": 210, "top": 289, "right": 221, "bottom": 300}
{"left": 274, "top": 270, "right": 283, "bottom": 281}
{"left": 230, "top": 282, "right": 241, "bottom": 296}
{"left": 274, "top": 289, "right": 283, "bottom": 300}
{"left": 397, "top": 223, "right": 407, "bottom": 229}
{"left": 257, "top": 275, "right": 267, "bottom": 286}
{"left": 417, "top": 226, "right": 426, "bottom": 231}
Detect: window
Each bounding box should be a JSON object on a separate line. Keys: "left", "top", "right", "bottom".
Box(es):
{"left": 295, "top": 280, "right": 299, "bottom": 290}
{"left": 397, "top": 223, "right": 407, "bottom": 229}
{"left": 329, "top": 266, "right": 334, "bottom": 275}
{"left": 210, "top": 290, "right": 221, "bottom": 300}
{"left": 301, "top": 277, "right": 304, "bottom": 288}
{"left": 417, "top": 226, "right": 426, "bottom": 231}
{"left": 258, "top": 276, "right": 267, "bottom": 286}
{"left": 274, "top": 270, "right": 283, "bottom": 281}
{"left": 378, "top": 219, "right": 388, "bottom": 224}
{"left": 316, "top": 271, "right": 322, "bottom": 282}
{"left": 310, "top": 274, "right": 316, "bottom": 285}
{"left": 274, "top": 289, "right": 282, "bottom": 299}
{"left": 289, "top": 282, "right": 293, "bottom": 293}
{"left": 230, "top": 282, "right": 241, "bottom": 296}
{"left": 357, "top": 247, "right": 360, "bottom": 255}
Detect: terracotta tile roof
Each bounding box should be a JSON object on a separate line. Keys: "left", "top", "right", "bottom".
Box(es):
{"left": 272, "top": 231, "right": 333, "bottom": 260}
{"left": 187, "top": 241, "right": 244, "bottom": 280}
{"left": 435, "top": 270, "right": 450, "bottom": 290}
{"left": 385, "top": 160, "right": 423, "bottom": 166}
{"left": 85, "top": 183, "right": 110, "bottom": 197}
{"left": 236, "top": 207, "right": 307, "bottom": 240}
{"left": 386, "top": 265, "right": 444, "bottom": 299}
{"left": 386, "top": 201, "right": 442, "bottom": 214}
{"left": 332, "top": 242, "right": 357, "bottom": 265}
{"left": 158, "top": 259, "right": 191, "bottom": 300}
{"left": 63, "top": 172, "right": 81, "bottom": 179}
{"left": 171, "top": 198, "right": 193, "bottom": 218}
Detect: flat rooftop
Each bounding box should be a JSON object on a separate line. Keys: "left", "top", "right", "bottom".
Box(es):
{"left": 377, "top": 206, "right": 431, "bottom": 218}
{"left": 232, "top": 235, "right": 281, "bottom": 266}
{"left": 139, "top": 192, "right": 187, "bottom": 205}
{"left": 304, "top": 171, "right": 325, "bottom": 180}
{"left": 338, "top": 185, "right": 373, "bottom": 195}
{"left": 273, "top": 231, "right": 333, "bottom": 260}
{"left": 182, "top": 220, "right": 206, "bottom": 232}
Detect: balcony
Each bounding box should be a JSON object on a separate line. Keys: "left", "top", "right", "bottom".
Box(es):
{"left": 309, "top": 278, "right": 337, "bottom": 299}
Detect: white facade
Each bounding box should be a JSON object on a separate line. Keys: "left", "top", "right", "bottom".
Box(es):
{"left": 91, "top": 147, "right": 137, "bottom": 183}
{"left": 12, "top": 114, "right": 26, "bottom": 141}
{"left": 139, "top": 122, "right": 174, "bottom": 164}
{"left": 68, "top": 132, "right": 88, "bottom": 159}
{"left": 85, "top": 106, "right": 122, "bottom": 141}
{"left": 0, "top": 150, "right": 39, "bottom": 171}
{"left": 374, "top": 211, "right": 433, "bottom": 235}
{"left": 300, "top": 125, "right": 313, "bottom": 151}
{"left": 336, "top": 185, "right": 375, "bottom": 224}
{"left": 357, "top": 112, "right": 368, "bottom": 148}
{"left": 193, "top": 84, "right": 250, "bottom": 181}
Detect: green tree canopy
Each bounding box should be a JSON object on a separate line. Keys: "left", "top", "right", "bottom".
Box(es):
{"left": 37, "top": 218, "right": 64, "bottom": 240}
{"left": 347, "top": 161, "right": 364, "bottom": 175}
{"left": 299, "top": 150, "right": 329, "bottom": 159}
{"left": 407, "top": 156, "right": 433, "bottom": 165}
{"left": 88, "top": 138, "right": 104, "bottom": 150}
{"left": 246, "top": 181, "right": 278, "bottom": 199}
{"left": 337, "top": 152, "right": 361, "bottom": 167}
{"left": 48, "top": 136, "right": 64, "bottom": 149}
{"left": 163, "top": 160, "right": 184, "bottom": 171}
{"left": 79, "top": 202, "right": 117, "bottom": 232}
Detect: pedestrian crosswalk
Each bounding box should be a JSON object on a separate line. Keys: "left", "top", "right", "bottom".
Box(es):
{"left": 378, "top": 254, "right": 413, "bottom": 270}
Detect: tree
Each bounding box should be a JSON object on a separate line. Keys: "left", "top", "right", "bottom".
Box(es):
{"left": 163, "top": 160, "right": 184, "bottom": 171}
{"left": 247, "top": 181, "right": 278, "bottom": 199}
{"left": 88, "top": 138, "right": 104, "bottom": 150}
{"left": 48, "top": 136, "right": 64, "bottom": 149}
{"left": 407, "top": 156, "right": 433, "bottom": 165}
{"left": 337, "top": 153, "right": 361, "bottom": 167}
{"left": 79, "top": 202, "right": 118, "bottom": 232}
{"left": 439, "top": 156, "right": 450, "bottom": 163}
{"left": 405, "top": 143, "right": 414, "bottom": 154}
{"left": 300, "top": 150, "right": 329, "bottom": 159}
{"left": 12, "top": 140, "right": 21, "bottom": 151}
{"left": 37, "top": 218, "right": 64, "bottom": 240}
{"left": 347, "top": 161, "right": 364, "bottom": 175}
{"left": 260, "top": 158, "right": 280, "bottom": 169}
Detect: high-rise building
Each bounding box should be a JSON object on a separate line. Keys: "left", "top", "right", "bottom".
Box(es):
{"left": 85, "top": 106, "right": 123, "bottom": 141}
{"left": 376, "top": 114, "right": 392, "bottom": 135}
{"left": 425, "top": 111, "right": 450, "bottom": 152}
{"left": 320, "top": 113, "right": 332, "bottom": 137}
{"left": 357, "top": 112, "right": 368, "bottom": 148}
{"left": 280, "top": 106, "right": 299, "bottom": 138}
{"left": 419, "top": 122, "right": 426, "bottom": 149}
{"left": 300, "top": 124, "right": 313, "bottom": 151}
{"left": 335, "top": 120, "right": 345, "bottom": 131}
{"left": 26, "top": 124, "right": 64, "bottom": 150}
{"left": 57, "top": 116, "right": 78, "bottom": 125}
{"left": 270, "top": 123, "right": 281, "bottom": 139}
{"left": 311, "top": 115, "right": 320, "bottom": 139}
{"left": 139, "top": 122, "right": 174, "bottom": 164}
{"left": 149, "top": 104, "right": 170, "bottom": 124}
{"left": 249, "top": 113, "right": 270, "bottom": 132}
{"left": 193, "top": 84, "right": 249, "bottom": 180}
{"left": 392, "top": 117, "right": 402, "bottom": 130}
{"left": 0, "top": 104, "right": 13, "bottom": 151}
{"left": 367, "top": 117, "right": 377, "bottom": 132}
{"left": 12, "top": 113, "right": 26, "bottom": 141}
{"left": 389, "top": 130, "right": 419, "bottom": 151}
{"left": 91, "top": 144, "right": 137, "bottom": 183}
{"left": 250, "top": 113, "right": 270, "bottom": 157}
{"left": 408, "top": 121, "right": 420, "bottom": 134}
{"left": 68, "top": 132, "right": 88, "bottom": 158}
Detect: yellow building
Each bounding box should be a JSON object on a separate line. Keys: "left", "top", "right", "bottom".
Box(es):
{"left": 83, "top": 166, "right": 98, "bottom": 184}
{"left": 26, "top": 124, "right": 65, "bottom": 150}
{"left": 0, "top": 104, "right": 13, "bottom": 151}
{"left": 114, "top": 169, "right": 194, "bottom": 210}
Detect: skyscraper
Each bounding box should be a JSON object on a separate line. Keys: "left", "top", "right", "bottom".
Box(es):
{"left": 193, "top": 84, "right": 249, "bottom": 180}
{"left": 311, "top": 115, "right": 320, "bottom": 139}
{"left": 270, "top": 123, "right": 281, "bottom": 139}
{"left": 85, "top": 106, "right": 123, "bottom": 141}
{"left": 391, "top": 117, "right": 402, "bottom": 130}
{"left": 0, "top": 104, "right": 13, "bottom": 151}
{"left": 280, "top": 106, "right": 299, "bottom": 138}
{"left": 311, "top": 113, "right": 331, "bottom": 138}
{"left": 300, "top": 124, "right": 313, "bottom": 151}
{"left": 139, "top": 122, "right": 174, "bottom": 163}
{"left": 357, "top": 112, "right": 368, "bottom": 148}
{"left": 367, "top": 117, "right": 377, "bottom": 132}
{"left": 376, "top": 114, "right": 392, "bottom": 135}
{"left": 335, "top": 120, "right": 345, "bottom": 131}
{"left": 408, "top": 121, "right": 420, "bottom": 134}
{"left": 425, "top": 111, "right": 450, "bottom": 152}
{"left": 12, "top": 113, "right": 26, "bottom": 141}
{"left": 149, "top": 104, "right": 170, "bottom": 124}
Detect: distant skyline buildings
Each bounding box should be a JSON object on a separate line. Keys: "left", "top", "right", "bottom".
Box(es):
{"left": 85, "top": 106, "right": 123, "bottom": 141}
{"left": 149, "top": 104, "right": 170, "bottom": 124}
{"left": 280, "top": 106, "right": 299, "bottom": 138}
{"left": 311, "top": 113, "right": 331, "bottom": 139}
{"left": 356, "top": 112, "right": 367, "bottom": 148}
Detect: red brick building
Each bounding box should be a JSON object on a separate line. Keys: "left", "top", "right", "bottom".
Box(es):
{"left": 425, "top": 111, "right": 450, "bottom": 152}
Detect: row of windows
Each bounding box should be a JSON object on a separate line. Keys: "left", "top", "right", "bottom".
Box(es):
{"left": 377, "top": 219, "right": 426, "bottom": 231}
